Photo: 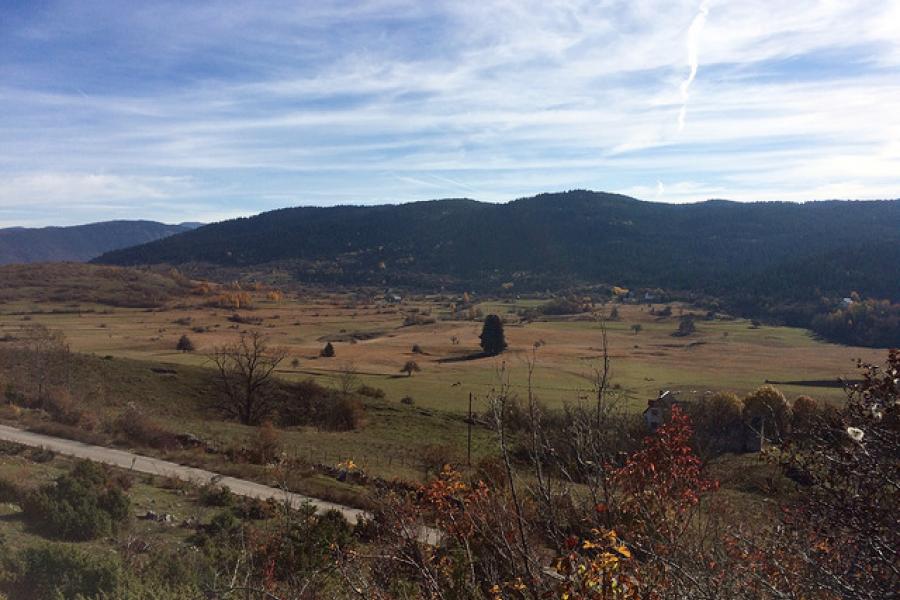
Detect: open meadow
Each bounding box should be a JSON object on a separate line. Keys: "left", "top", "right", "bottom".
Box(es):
{"left": 0, "top": 284, "right": 881, "bottom": 411}
{"left": 0, "top": 266, "right": 883, "bottom": 509}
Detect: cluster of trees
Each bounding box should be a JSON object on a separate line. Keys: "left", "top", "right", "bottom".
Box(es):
{"left": 685, "top": 385, "right": 811, "bottom": 459}
{"left": 523, "top": 296, "right": 591, "bottom": 318}
{"left": 204, "top": 291, "right": 253, "bottom": 309}
{"left": 811, "top": 298, "right": 900, "bottom": 347}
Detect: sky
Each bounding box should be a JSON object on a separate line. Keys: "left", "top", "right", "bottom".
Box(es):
{"left": 1, "top": 0, "right": 899, "bottom": 227}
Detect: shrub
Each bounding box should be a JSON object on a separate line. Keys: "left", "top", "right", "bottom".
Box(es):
{"left": 411, "top": 343, "right": 424, "bottom": 354}
{"left": 356, "top": 384, "right": 386, "bottom": 399}
{"left": 6, "top": 544, "right": 122, "bottom": 600}
{"left": 420, "top": 444, "right": 459, "bottom": 478}
{"left": 198, "top": 482, "right": 234, "bottom": 507}
{"left": 25, "top": 422, "right": 107, "bottom": 447}
{"left": 232, "top": 497, "right": 278, "bottom": 520}
{"left": 279, "top": 379, "right": 363, "bottom": 431}
{"left": 400, "top": 360, "right": 421, "bottom": 377}
{"left": 673, "top": 314, "right": 696, "bottom": 337}
{"left": 0, "top": 476, "right": 22, "bottom": 503}
{"left": 254, "top": 508, "right": 353, "bottom": 581}
{"left": 41, "top": 387, "right": 87, "bottom": 427}
{"left": 113, "top": 404, "right": 180, "bottom": 450}
{"left": 320, "top": 342, "right": 335, "bottom": 357}
{"left": 176, "top": 334, "right": 195, "bottom": 353}
{"left": 248, "top": 421, "right": 282, "bottom": 464}
{"left": 21, "top": 460, "right": 130, "bottom": 541}
{"left": 227, "top": 313, "right": 263, "bottom": 325}
{"left": 400, "top": 395, "right": 415, "bottom": 405}
{"left": 539, "top": 297, "right": 588, "bottom": 316}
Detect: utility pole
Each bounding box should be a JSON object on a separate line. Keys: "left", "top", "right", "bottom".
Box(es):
{"left": 467, "top": 392, "right": 473, "bottom": 466}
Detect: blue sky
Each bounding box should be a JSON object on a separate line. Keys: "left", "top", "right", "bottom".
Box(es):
{"left": 1, "top": 0, "right": 898, "bottom": 226}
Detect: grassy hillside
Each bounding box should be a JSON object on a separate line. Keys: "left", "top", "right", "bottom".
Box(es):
{"left": 0, "top": 263, "right": 193, "bottom": 308}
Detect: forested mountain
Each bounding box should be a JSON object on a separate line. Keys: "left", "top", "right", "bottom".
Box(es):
{"left": 0, "top": 220, "right": 198, "bottom": 264}
{"left": 95, "top": 191, "right": 900, "bottom": 301}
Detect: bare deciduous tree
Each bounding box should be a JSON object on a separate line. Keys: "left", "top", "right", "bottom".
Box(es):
{"left": 19, "top": 324, "right": 71, "bottom": 401}
{"left": 336, "top": 361, "right": 359, "bottom": 394}
{"left": 210, "top": 331, "right": 286, "bottom": 425}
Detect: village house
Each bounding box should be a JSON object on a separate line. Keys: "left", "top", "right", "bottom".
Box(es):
{"left": 643, "top": 390, "right": 678, "bottom": 430}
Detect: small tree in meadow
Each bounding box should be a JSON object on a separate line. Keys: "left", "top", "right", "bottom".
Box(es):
{"left": 176, "top": 334, "right": 195, "bottom": 353}
{"left": 673, "top": 315, "right": 696, "bottom": 337}
{"left": 320, "top": 342, "right": 335, "bottom": 358}
{"left": 630, "top": 323, "right": 642, "bottom": 335}
{"left": 211, "top": 331, "right": 286, "bottom": 426}
{"left": 479, "top": 314, "right": 507, "bottom": 356}
{"left": 400, "top": 360, "right": 421, "bottom": 377}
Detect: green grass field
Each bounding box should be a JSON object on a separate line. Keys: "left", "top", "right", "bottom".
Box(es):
{"left": 0, "top": 283, "right": 882, "bottom": 498}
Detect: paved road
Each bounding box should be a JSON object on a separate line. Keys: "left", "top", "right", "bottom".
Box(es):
{"left": 0, "top": 424, "right": 366, "bottom": 523}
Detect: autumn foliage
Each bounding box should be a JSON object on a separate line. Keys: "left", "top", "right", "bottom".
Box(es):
{"left": 206, "top": 291, "right": 253, "bottom": 309}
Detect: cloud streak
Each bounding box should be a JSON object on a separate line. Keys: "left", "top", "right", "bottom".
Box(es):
{"left": 678, "top": 0, "right": 711, "bottom": 131}
{"left": 0, "top": 0, "right": 898, "bottom": 226}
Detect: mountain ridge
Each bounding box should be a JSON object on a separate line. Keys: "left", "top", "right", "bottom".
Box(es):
{"left": 0, "top": 220, "right": 200, "bottom": 265}
{"left": 93, "top": 190, "right": 900, "bottom": 301}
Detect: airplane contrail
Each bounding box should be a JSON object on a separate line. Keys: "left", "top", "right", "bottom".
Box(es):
{"left": 678, "top": 0, "right": 711, "bottom": 132}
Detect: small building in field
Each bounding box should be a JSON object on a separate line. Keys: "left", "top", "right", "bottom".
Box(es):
{"left": 643, "top": 390, "right": 677, "bottom": 430}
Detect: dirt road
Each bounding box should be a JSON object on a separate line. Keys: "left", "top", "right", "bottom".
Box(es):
{"left": 0, "top": 423, "right": 365, "bottom": 522}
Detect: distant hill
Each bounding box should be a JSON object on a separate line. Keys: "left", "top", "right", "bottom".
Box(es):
{"left": 0, "top": 220, "right": 200, "bottom": 264}
{"left": 94, "top": 190, "right": 900, "bottom": 301}
{"left": 0, "top": 263, "right": 192, "bottom": 307}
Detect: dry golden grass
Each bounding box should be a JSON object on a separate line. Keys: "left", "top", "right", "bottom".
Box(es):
{"left": 0, "top": 288, "right": 879, "bottom": 413}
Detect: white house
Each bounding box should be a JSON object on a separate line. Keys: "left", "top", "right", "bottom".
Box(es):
{"left": 643, "top": 390, "right": 677, "bottom": 431}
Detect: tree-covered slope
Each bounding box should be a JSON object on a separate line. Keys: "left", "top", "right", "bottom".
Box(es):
{"left": 94, "top": 191, "right": 900, "bottom": 299}
{"left": 0, "top": 220, "right": 198, "bottom": 265}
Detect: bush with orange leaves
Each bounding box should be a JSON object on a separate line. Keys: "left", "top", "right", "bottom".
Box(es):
{"left": 342, "top": 406, "right": 726, "bottom": 599}
{"left": 205, "top": 291, "right": 253, "bottom": 309}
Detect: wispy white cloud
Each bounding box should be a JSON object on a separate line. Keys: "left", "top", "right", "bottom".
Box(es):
{"left": 678, "top": 0, "right": 711, "bottom": 131}
{"left": 0, "top": 0, "right": 898, "bottom": 225}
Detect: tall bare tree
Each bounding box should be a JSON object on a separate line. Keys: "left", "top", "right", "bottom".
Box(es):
{"left": 19, "top": 324, "right": 71, "bottom": 402}
{"left": 210, "top": 331, "right": 286, "bottom": 425}
{"left": 335, "top": 361, "right": 359, "bottom": 394}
